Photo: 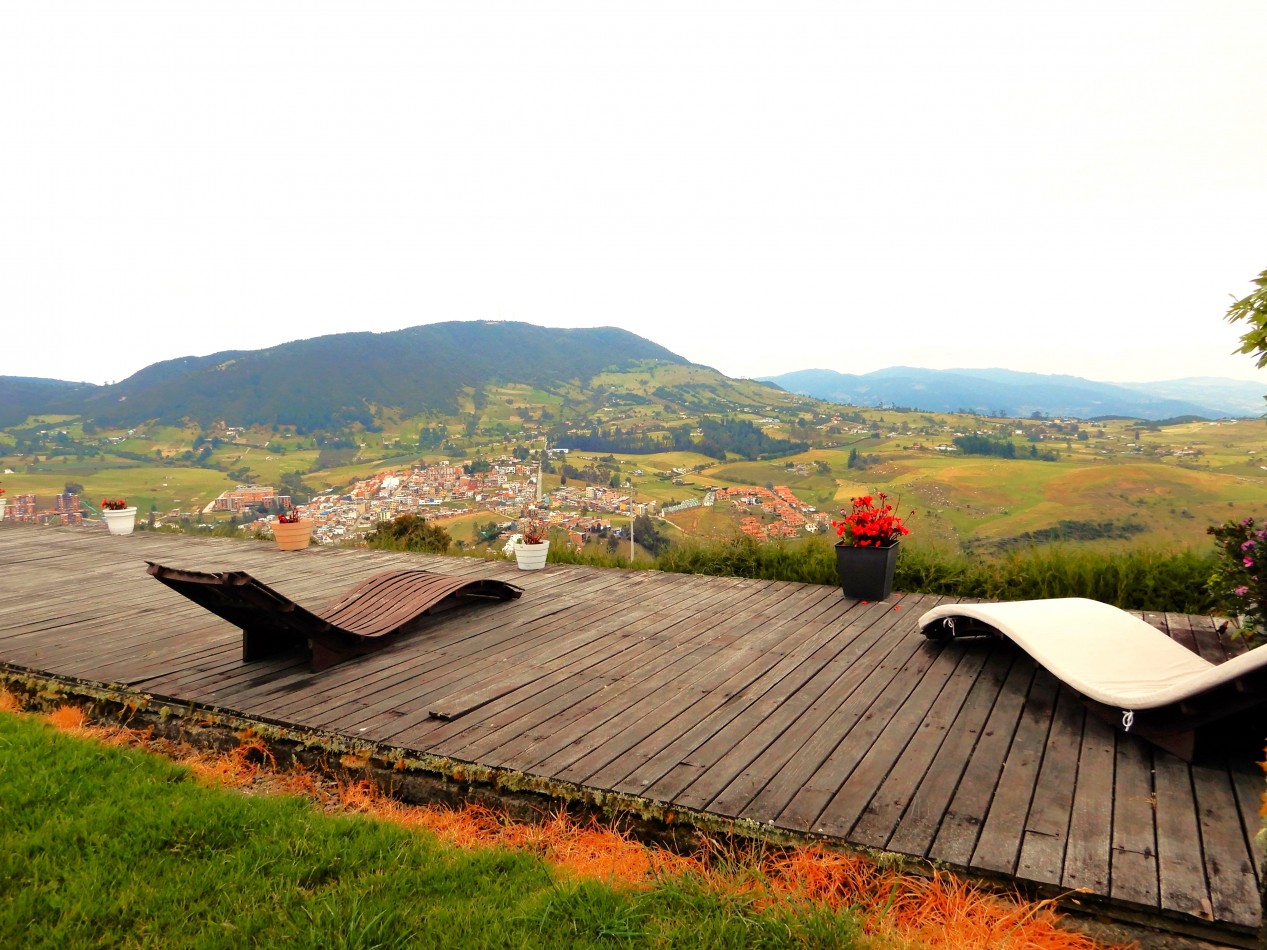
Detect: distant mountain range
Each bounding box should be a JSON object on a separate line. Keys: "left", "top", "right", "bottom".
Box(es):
{"left": 760, "top": 367, "right": 1266, "bottom": 421}
{"left": 2, "top": 323, "right": 1263, "bottom": 430}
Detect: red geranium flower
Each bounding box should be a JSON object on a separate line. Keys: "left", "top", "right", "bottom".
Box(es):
{"left": 831, "top": 492, "right": 913, "bottom": 547}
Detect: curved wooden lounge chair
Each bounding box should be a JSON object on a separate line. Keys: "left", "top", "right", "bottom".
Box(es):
{"left": 919, "top": 598, "right": 1267, "bottom": 761}
{"left": 147, "top": 562, "right": 523, "bottom": 672}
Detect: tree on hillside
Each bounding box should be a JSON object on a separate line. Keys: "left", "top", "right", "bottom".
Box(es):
{"left": 633, "top": 513, "right": 671, "bottom": 557}
{"left": 276, "top": 470, "right": 315, "bottom": 504}
{"left": 1226, "top": 267, "right": 1267, "bottom": 370}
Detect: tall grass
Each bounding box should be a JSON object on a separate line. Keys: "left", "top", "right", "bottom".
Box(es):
{"left": 553, "top": 535, "right": 1221, "bottom": 615}
{"left": 894, "top": 543, "right": 1220, "bottom": 613}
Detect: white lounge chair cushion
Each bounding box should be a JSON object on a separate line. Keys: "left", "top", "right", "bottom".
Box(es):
{"left": 918, "top": 597, "right": 1266, "bottom": 710}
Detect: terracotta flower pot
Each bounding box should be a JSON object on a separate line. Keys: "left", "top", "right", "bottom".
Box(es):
{"left": 513, "top": 539, "right": 550, "bottom": 570}
{"left": 834, "top": 540, "right": 900, "bottom": 600}
{"left": 102, "top": 507, "right": 137, "bottom": 536}
{"left": 272, "top": 520, "right": 313, "bottom": 551}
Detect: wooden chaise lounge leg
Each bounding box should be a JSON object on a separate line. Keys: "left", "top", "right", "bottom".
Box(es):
{"left": 1083, "top": 701, "right": 1198, "bottom": 761}
{"left": 242, "top": 625, "right": 300, "bottom": 662}
{"left": 309, "top": 638, "right": 345, "bottom": 674}
{"left": 1130, "top": 724, "right": 1197, "bottom": 763}
{"left": 308, "top": 636, "right": 374, "bottom": 673}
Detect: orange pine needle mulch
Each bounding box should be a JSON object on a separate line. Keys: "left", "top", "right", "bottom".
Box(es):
{"left": 2, "top": 690, "right": 1134, "bottom": 950}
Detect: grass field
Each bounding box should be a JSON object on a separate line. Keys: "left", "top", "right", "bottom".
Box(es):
{"left": 0, "top": 695, "right": 1124, "bottom": 950}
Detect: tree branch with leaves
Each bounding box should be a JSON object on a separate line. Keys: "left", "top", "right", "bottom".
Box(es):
{"left": 1226, "top": 268, "right": 1267, "bottom": 370}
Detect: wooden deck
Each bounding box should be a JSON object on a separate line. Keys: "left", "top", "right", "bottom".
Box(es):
{"left": 1, "top": 524, "right": 1262, "bottom": 944}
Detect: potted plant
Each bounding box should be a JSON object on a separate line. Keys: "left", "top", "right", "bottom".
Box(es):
{"left": 512, "top": 519, "right": 550, "bottom": 570}
{"left": 831, "top": 493, "right": 912, "bottom": 600}
{"left": 272, "top": 510, "right": 313, "bottom": 551}
{"left": 1207, "top": 516, "right": 1267, "bottom": 646}
{"left": 101, "top": 497, "right": 137, "bottom": 536}
{"left": 0, "top": 486, "right": 6, "bottom": 523}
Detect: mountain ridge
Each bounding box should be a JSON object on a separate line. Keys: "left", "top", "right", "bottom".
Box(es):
{"left": 2, "top": 322, "right": 1263, "bottom": 429}
{"left": 0, "top": 321, "right": 696, "bottom": 429}
{"left": 760, "top": 367, "right": 1265, "bottom": 420}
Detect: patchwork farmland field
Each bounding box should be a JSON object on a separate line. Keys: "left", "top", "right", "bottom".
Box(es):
{"left": 3, "top": 400, "right": 1263, "bottom": 556}
{"left": 640, "top": 415, "right": 1267, "bottom": 552}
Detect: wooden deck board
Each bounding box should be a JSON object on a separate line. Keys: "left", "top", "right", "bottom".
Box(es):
{"left": 0, "top": 524, "right": 1262, "bottom": 940}
{"left": 819, "top": 639, "right": 987, "bottom": 846}
{"left": 1110, "top": 736, "right": 1160, "bottom": 910}
{"left": 1194, "top": 761, "right": 1263, "bottom": 924}
{"left": 1014, "top": 681, "right": 1084, "bottom": 887}
{"left": 969, "top": 668, "right": 1058, "bottom": 875}
{"left": 1061, "top": 714, "right": 1116, "bottom": 897}
{"left": 674, "top": 599, "right": 917, "bottom": 821}
{"left": 928, "top": 658, "right": 1036, "bottom": 867}
{"left": 778, "top": 630, "right": 947, "bottom": 835}
{"left": 487, "top": 591, "right": 798, "bottom": 774}
{"left": 560, "top": 587, "right": 851, "bottom": 790}
{"left": 1153, "top": 751, "right": 1214, "bottom": 923}
{"left": 225, "top": 568, "right": 630, "bottom": 725}
{"left": 884, "top": 645, "right": 1014, "bottom": 857}
{"left": 435, "top": 580, "right": 760, "bottom": 775}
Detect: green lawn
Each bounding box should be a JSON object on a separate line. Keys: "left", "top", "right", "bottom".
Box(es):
{"left": 0, "top": 710, "right": 867, "bottom": 950}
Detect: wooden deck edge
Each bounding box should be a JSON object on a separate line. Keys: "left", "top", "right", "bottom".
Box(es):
{"left": 1, "top": 662, "right": 1260, "bottom": 949}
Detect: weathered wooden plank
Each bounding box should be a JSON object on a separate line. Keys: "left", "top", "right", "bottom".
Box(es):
{"left": 1229, "top": 759, "right": 1265, "bottom": 892}
{"left": 393, "top": 575, "right": 754, "bottom": 754}
{"left": 596, "top": 591, "right": 861, "bottom": 795}
{"left": 783, "top": 632, "right": 952, "bottom": 837}
{"left": 1014, "top": 684, "right": 1085, "bottom": 887}
{"left": 542, "top": 583, "right": 841, "bottom": 785}
{"left": 884, "top": 644, "right": 1014, "bottom": 858}
{"left": 1192, "top": 760, "right": 1262, "bottom": 929}
{"left": 617, "top": 599, "right": 903, "bottom": 804}
{"left": 230, "top": 565, "right": 633, "bottom": 724}
{"left": 1152, "top": 753, "right": 1214, "bottom": 924}
{"left": 430, "top": 577, "right": 765, "bottom": 770}
{"left": 1164, "top": 612, "right": 1229, "bottom": 664}
{"left": 1060, "top": 714, "right": 1116, "bottom": 898}
{"left": 1109, "top": 735, "right": 1159, "bottom": 910}
{"left": 427, "top": 573, "right": 753, "bottom": 729}
{"left": 929, "top": 659, "right": 1036, "bottom": 868}
{"left": 969, "top": 668, "right": 1058, "bottom": 874}
{"left": 831, "top": 640, "right": 989, "bottom": 848}
{"left": 667, "top": 599, "right": 916, "bottom": 816}
{"left": 700, "top": 597, "right": 935, "bottom": 825}
{"left": 592, "top": 601, "right": 854, "bottom": 795}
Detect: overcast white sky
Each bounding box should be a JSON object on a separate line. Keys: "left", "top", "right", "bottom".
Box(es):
{"left": 4, "top": 2, "right": 1267, "bottom": 387}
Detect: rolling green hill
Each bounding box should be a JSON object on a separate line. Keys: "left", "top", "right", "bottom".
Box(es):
{"left": 2, "top": 322, "right": 1263, "bottom": 556}
{"left": 23, "top": 322, "right": 718, "bottom": 430}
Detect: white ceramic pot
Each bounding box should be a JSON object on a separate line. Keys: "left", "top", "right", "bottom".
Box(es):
{"left": 0, "top": 498, "right": 6, "bottom": 522}
{"left": 513, "top": 539, "right": 550, "bottom": 570}
{"left": 103, "top": 507, "right": 137, "bottom": 536}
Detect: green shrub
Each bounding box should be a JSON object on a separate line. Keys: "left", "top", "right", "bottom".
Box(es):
{"left": 556, "top": 534, "right": 1219, "bottom": 614}
{"left": 364, "top": 514, "right": 452, "bottom": 553}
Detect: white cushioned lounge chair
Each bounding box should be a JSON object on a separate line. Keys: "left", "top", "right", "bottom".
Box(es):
{"left": 918, "top": 598, "right": 1267, "bottom": 761}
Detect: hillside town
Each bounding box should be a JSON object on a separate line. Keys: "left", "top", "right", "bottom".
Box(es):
{"left": 232, "top": 456, "right": 663, "bottom": 549}
{"left": 206, "top": 455, "right": 828, "bottom": 548}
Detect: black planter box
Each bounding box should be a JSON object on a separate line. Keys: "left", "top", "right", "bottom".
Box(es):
{"left": 834, "top": 541, "right": 900, "bottom": 600}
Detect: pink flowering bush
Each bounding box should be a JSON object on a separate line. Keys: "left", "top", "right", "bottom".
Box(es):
{"left": 1207, "top": 517, "right": 1267, "bottom": 645}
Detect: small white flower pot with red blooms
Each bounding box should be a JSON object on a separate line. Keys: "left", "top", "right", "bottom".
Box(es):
{"left": 103, "top": 507, "right": 137, "bottom": 536}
